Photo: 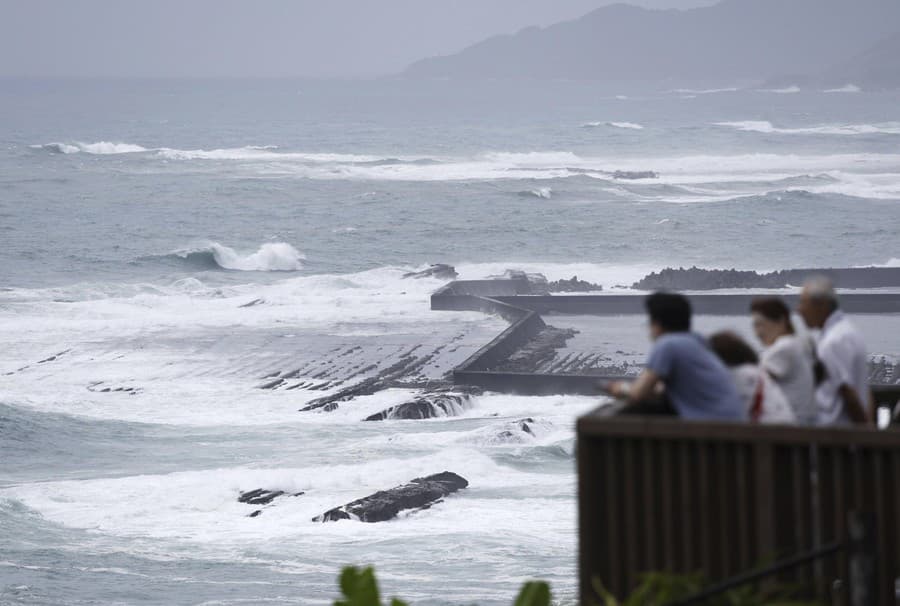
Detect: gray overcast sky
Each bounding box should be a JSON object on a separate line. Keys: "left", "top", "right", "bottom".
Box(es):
{"left": 0, "top": 0, "right": 715, "bottom": 78}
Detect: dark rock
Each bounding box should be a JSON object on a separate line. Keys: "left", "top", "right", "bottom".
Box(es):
{"left": 239, "top": 298, "right": 265, "bottom": 308}
{"left": 238, "top": 489, "right": 304, "bottom": 506}
{"left": 633, "top": 266, "right": 900, "bottom": 291}
{"left": 364, "top": 391, "right": 474, "bottom": 421}
{"left": 491, "top": 417, "right": 542, "bottom": 443}
{"left": 313, "top": 471, "right": 468, "bottom": 523}
{"left": 239, "top": 489, "right": 285, "bottom": 505}
{"left": 547, "top": 275, "right": 603, "bottom": 293}
{"left": 403, "top": 264, "right": 458, "bottom": 280}
{"left": 519, "top": 417, "right": 536, "bottom": 435}
{"left": 248, "top": 510, "right": 262, "bottom": 518}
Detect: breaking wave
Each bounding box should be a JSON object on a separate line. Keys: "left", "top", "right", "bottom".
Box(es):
{"left": 582, "top": 121, "right": 644, "bottom": 129}
{"left": 32, "top": 141, "right": 149, "bottom": 155}
{"left": 671, "top": 87, "right": 738, "bottom": 94}
{"left": 519, "top": 188, "right": 552, "bottom": 199}
{"left": 761, "top": 85, "right": 801, "bottom": 94}
{"left": 715, "top": 121, "right": 900, "bottom": 136}
{"left": 824, "top": 84, "right": 861, "bottom": 93}
{"left": 162, "top": 242, "right": 305, "bottom": 272}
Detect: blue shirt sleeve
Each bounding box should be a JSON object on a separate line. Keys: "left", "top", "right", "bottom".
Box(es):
{"left": 647, "top": 338, "right": 675, "bottom": 378}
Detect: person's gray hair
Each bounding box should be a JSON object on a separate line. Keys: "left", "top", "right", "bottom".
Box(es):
{"left": 803, "top": 275, "right": 839, "bottom": 308}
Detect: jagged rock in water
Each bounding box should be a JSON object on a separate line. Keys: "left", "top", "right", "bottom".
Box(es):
{"left": 632, "top": 266, "right": 782, "bottom": 290}
{"left": 612, "top": 170, "right": 658, "bottom": 180}
{"left": 402, "top": 264, "right": 458, "bottom": 280}
{"left": 494, "top": 417, "right": 539, "bottom": 443}
{"left": 634, "top": 265, "right": 900, "bottom": 291}
{"left": 364, "top": 391, "right": 474, "bottom": 421}
{"left": 313, "top": 471, "right": 469, "bottom": 523}
{"left": 547, "top": 275, "right": 603, "bottom": 293}
{"left": 238, "top": 488, "right": 304, "bottom": 506}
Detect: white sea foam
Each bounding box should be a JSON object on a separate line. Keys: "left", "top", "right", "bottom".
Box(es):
{"left": 761, "top": 85, "right": 801, "bottom": 94}
{"left": 156, "top": 147, "right": 381, "bottom": 162}
{"left": 454, "top": 261, "right": 659, "bottom": 288}
{"left": 0, "top": 446, "right": 578, "bottom": 561}
{"left": 824, "top": 84, "right": 861, "bottom": 93}
{"left": 582, "top": 121, "right": 644, "bottom": 130}
{"left": 671, "top": 87, "right": 738, "bottom": 94}
{"left": 715, "top": 121, "right": 900, "bottom": 136}
{"left": 33, "top": 141, "right": 149, "bottom": 154}
{"left": 27, "top": 140, "right": 900, "bottom": 202}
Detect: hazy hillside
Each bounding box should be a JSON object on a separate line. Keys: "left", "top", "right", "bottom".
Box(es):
{"left": 821, "top": 31, "right": 900, "bottom": 89}
{"left": 403, "top": 0, "right": 900, "bottom": 84}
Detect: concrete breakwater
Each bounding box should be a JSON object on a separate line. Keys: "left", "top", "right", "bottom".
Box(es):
{"left": 431, "top": 272, "right": 900, "bottom": 404}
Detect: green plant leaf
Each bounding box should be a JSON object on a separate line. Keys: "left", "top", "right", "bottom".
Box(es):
{"left": 590, "top": 578, "right": 620, "bottom": 606}
{"left": 389, "top": 599, "right": 409, "bottom": 606}
{"left": 514, "top": 581, "right": 551, "bottom": 606}
{"left": 336, "top": 566, "right": 382, "bottom": 606}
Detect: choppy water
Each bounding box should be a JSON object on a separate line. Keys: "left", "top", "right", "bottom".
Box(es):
{"left": 1, "top": 78, "right": 899, "bottom": 605}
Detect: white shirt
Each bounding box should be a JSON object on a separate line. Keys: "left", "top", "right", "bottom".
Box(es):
{"left": 815, "top": 310, "right": 869, "bottom": 426}
{"left": 731, "top": 364, "right": 797, "bottom": 425}
{"left": 761, "top": 334, "right": 816, "bottom": 425}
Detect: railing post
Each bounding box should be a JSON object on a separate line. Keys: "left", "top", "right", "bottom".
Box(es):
{"left": 848, "top": 511, "right": 877, "bottom": 606}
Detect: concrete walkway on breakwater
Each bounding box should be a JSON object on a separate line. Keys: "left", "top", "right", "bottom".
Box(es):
{"left": 431, "top": 276, "right": 900, "bottom": 406}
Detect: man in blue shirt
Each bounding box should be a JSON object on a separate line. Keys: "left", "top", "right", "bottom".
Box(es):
{"left": 606, "top": 292, "right": 746, "bottom": 420}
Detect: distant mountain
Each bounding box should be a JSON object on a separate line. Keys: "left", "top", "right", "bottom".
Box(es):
{"left": 821, "top": 31, "right": 900, "bottom": 90}
{"left": 402, "top": 0, "right": 900, "bottom": 84}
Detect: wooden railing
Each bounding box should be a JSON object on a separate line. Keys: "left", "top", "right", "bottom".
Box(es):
{"left": 577, "top": 415, "right": 900, "bottom": 605}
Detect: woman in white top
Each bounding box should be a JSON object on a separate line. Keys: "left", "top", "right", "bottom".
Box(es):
{"left": 750, "top": 297, "right": 817, "bottom": 425}
{"left": 709, "top": 332, "right": 796, "bottom": 424}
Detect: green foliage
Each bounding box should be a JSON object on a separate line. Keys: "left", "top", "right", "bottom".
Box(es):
{"left": 591, "top": 572, "right": 821, "bottom": 606}
{"left": 333, "top": 565, "right": 818, "bottom": 606}
{"left": 513, "top": 581, "right": 552, "bottom": 606}
{"left": 336, "top": 566, "right": 551, "bottom": 606}
{"left": 335, "top": 566, "right": 408, "bottom": 606}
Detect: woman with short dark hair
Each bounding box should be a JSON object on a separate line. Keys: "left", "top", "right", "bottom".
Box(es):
{"left": 751, "top": 297, "right": 816, "bottom": 424}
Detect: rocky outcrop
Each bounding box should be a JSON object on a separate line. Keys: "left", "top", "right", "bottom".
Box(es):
{"left": 364, "top": 389, "right": 478, "bottom": 421}
{"left": 547, "top": 275, "right": 603, "bottom": 293}
{"left": 494, "top": 417, "right": 538, "bottom": 443}
{"left": 313, "top": 472, "right": 468, "bottom": 523}
{"left": 403, "top": 264, "right": 458, "bottom": 280}
{"left": 633, "top": 266, "right": 900, "bottom": 291}
{"left": 239, "top": 488, "right": 304, "bottom": 517}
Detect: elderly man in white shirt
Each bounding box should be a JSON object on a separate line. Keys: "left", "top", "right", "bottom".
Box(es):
{"left": 797, "top": 276, "right": 872, "bottom": 425}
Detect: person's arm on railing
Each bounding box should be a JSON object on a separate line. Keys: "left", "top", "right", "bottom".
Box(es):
{"left": 606, "top": 370, "right": 659, "bottom": 403}
{"left": 839, "top": 383, "right": 871, "bottom": 424}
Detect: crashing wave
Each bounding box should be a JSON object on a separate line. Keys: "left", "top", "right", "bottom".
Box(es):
{"left": 824, "top": 84, "right": 861, "bottom": 93}
{"left": 519, "top": 187, "right": 552, "bottom": 199}
{"left": 582, "top": 121, "right": 644, "bottom": 130}
{"left": 162, "top": 242, "right": 305, "bottom": 272}
{"left": 671, "top": 87, "right": 738, "bottom": 94}
{"left": 715, "top": 121, "right": 900, "bottom": 135}
{"left": 761, "top": 86, "right": 801, "bottom": 94}
{"left": 32, "top": 141, "right": 149, "bottom": 155}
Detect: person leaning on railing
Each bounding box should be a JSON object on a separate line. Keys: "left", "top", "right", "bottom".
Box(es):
{"left": 603, "top": 292, "right": 745, "bottom": 420}
{"left": 796, "top": 276, "right": 873, "bottom": 425}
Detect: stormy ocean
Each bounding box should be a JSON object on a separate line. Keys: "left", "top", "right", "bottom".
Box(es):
{"left": 1, "top": 78, "right": 899, "bottom": 605}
